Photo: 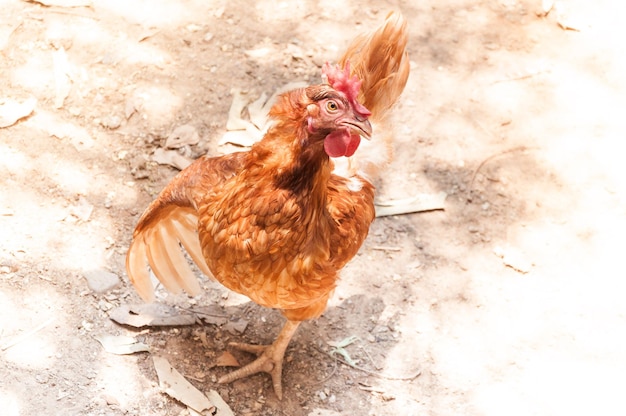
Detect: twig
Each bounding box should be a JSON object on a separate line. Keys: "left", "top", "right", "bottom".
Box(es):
{"left": 1, "top": 317, "right": 56, "bottom": 351}
{"left": 182, "top": 373, "right": 206, "bottom": 383}
{"left": 316, "top": 347, "right": 421, "bottom": 381}
{"left": 371, "top": 246, "right": 402, "bottom": 252}
{"left": 359, "top": 345, "right": 383, "bottom": 371}
{"left": 310, "top": 354, "right": 339, "bottom": 386}
{"left": 358, "top": 383, "right": 386, "bottom": 393}
{"left": 180, "top": 306, "right": 229, "bottom": 318}
{"left": 491, "top": 70, "right": 548, "bottom": 84}
{"left": 469, "top": 146, "right": 537, "bottom": 189}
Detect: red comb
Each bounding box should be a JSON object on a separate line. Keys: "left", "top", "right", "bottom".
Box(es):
{"left": 322, "top": 61, "right": 371, "bottom": 118}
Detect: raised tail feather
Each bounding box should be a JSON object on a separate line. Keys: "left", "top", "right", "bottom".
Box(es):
{"left": 340, "top": 11, "right": 410, "bottom": 122}
{"left": 335, "top": 11, "right": 410, "bottom": 181}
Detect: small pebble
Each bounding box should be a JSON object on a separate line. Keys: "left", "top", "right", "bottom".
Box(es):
{"left": 83, "top": 269, "right": 120, "bottom": 293}
{"left": 100, "top": 115, "right": 121, "bottom": 129}
{"left": 102, "top": 394, "right": 120, "bottom": 406}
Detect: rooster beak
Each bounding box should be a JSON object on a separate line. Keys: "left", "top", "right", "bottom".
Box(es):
{"left": 345, "top": 117, "right": 372, "bottom": 140}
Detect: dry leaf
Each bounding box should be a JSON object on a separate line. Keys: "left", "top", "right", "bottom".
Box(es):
{"left": 218, "top": 129, "right": 259, "bottom": 147}
{"left": 246, "top": 92, "right": 269, "bottom": 130}
{"left": 220, "top": 82, "right": 308, "bottom": 148}
{"left": 215, "top": 351, "right": 240, "bottom": 367}
{"left": 223, "top": 318, "right": 248, "bottom": 335}
{"left": 152, "top": 148, "right": 193, "bottom": 170}
{"left": 191, "top": 305, "right": 229, "bottom": 326}
{"left": 166, "top": 124, "right": 200, "bottom": 148}
{"left": 375, "top": 192, "right": 447, "bottom": 217}
{"left": 226, "top": 88, "right": 254, "bottom": 131}
{"left": 258, "top": 81, "right": 308, "bottom": 121}
{"left": 95, "top": 334, "right": 150, "bottom": 355}
{"left": 152, "top": 356, "right": 215, "bottom": 413}
{"left": 206, "top": 390, "right": 235, "bottom": 416}
{"left": 109, "top": 304, "right": 197, "bottom": 328}
{"left": 0, "top": 97, "right": 36, "bottom": 128}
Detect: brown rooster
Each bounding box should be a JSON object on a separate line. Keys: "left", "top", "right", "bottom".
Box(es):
{"left": 126, "top": 12, "right": 409, "bottom": 399}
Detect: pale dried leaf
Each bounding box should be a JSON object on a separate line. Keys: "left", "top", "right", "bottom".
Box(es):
{"left": 247, "top": 92, "right": 269, "bottom": 129}
{"left": 152, "top": 356, "right": 215, "bottom": 413}
{"left": 226, "top": 88, "right": 254, "bottom": 131}
{"left": 328, "top": 336, "right": 360, "bottom": 366}
{"left": 261, "top": 81, "right": 308, "bottom": 115}
{"left": 218, "top": 130, "right": 259, "bottom": 147}
{"left": 152, "top": 148, "right": 193, "bottom": 170}
{"left": 375, "top": 192, "right": 447, "bottom": 217}
{"left": 109, "top": 304, "right": 196, "bottom": 328}
{"left": 215, "top": 351, "right": 240, "bottom": 367}
{"left": 221, "top": 82, "right": 309, "bottom": 148}
{"left": 95, "top": 334, "right": 150, "bottom": 355}
{"left": 206, "top": 390, "right": 235, "bottom": 416}
{"left": 191, "top": 306, "right": 229, "bottom": 326}
{"left": 0, "top": 97, "right": 36, "bottom": 128}
{"left": 223, "top": 318, "right": 248, "bottom": 335}
{"left": 166, "top": 124, "right": 200, "bottom": 148}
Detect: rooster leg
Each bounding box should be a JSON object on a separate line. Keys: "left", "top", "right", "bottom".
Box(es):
{"left": 218, "top": 319, "right": 300, "bottom": 400}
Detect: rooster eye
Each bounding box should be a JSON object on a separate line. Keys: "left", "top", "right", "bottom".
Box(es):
{"left": 326, "top": 100, "right": 339, "bottom": 112}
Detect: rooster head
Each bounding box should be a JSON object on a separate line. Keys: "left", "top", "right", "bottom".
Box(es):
{"left": 304, "top": 63, "right": 372, "bottom": 158}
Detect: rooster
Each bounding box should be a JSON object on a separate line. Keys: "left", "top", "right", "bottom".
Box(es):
{"left": 126, "top": 12, "right": 409, "bottom": 399}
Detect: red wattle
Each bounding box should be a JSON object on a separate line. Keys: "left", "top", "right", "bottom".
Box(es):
{"left": 324, "top": 129, "right": 361, "bottom": 158}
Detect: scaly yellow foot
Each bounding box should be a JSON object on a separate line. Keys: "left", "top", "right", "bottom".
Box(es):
{"left": 218, "top": 320, "right": 300, "bottom": 400}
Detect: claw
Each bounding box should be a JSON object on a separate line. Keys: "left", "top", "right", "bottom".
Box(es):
{"left": 217, "top": 320, "right": 300, "bottom": 400}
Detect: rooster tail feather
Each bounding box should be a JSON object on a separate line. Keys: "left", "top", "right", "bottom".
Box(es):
{"left": 335, "top": 11, "right": 410, "bottom": 182}
{"left": 339, "top": 11, "right": 410, "bottom": 122}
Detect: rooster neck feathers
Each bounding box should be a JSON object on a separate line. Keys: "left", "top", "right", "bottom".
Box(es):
{"left": 251, "top": 87, "right": 334, "bottom": 198}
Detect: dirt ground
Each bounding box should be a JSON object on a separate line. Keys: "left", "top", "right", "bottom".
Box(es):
{"left": 2, "top": 0, "right": 625, "bottom": 415}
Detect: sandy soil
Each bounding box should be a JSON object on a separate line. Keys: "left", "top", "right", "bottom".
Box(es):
{"left": 1, "top": 0, "right": 625, "bottom": 415}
